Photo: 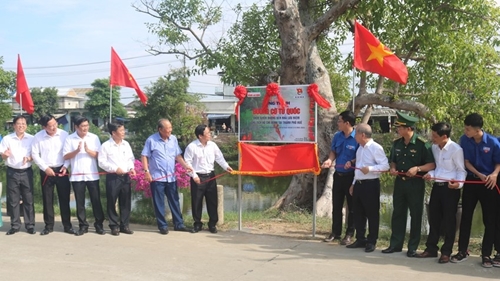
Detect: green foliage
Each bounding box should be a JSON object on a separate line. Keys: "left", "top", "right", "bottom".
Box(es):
{"left": 30, "top": 87, "right": 59, "bottom": 122}
{"left": 0, "top": 57, "right": 15, "bottom": 134}
{"left": 128, "top": 68, "right": 203, "bottom": 156}
{"left": 84, "top": 78, "right": 128, "bottom": 122}
{"left": 26, "top": 124, "right": 42, "bottom": 135}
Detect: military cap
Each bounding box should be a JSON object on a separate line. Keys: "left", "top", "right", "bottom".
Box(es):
{"left": 394, "top": 111, "right": 419, "bottom": 127}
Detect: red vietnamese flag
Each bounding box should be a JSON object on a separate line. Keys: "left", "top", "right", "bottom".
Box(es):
{"left": 16, "top": 55, "right": 35, "bottom": 114}
{"left": 354, "top": 21, "right": 408, "bottom": 84}
{"left": 110, "top": 47, "right": 148, "bottom": 105}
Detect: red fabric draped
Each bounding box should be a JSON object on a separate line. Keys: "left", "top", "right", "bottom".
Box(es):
{"left": 307, "top": 84, "right": 331, "bottom": 109}
{"left": 233, "top": 85, "right": 247, "bottom": 120}
{"left": 261, "top": 83, "right": 287, "bottom": 113}
{"left": 236, "top": 143, "right": 321, "bottom": 177}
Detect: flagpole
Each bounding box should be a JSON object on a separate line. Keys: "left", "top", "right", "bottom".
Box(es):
{"left": 352, "top": 67, "right": 355, "bottom": 112}
{"left": 109, "top": 84, "right": 112, "bottom": 123}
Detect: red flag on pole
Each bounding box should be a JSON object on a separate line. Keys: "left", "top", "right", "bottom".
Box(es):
{"left": 353, "top": 21, "right": 408, "bottom": 84}
{"left": 16, "top": 55, "right": 35, "bottom": 114}
{"left": 110, "top": 47, "right": 148, "bottom": 105}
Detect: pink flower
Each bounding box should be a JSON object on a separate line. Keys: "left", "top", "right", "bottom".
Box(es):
{"left": 131, "top": 160, "right": 190, "bottom": 198}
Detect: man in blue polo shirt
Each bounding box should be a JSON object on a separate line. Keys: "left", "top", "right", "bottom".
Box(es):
{"left": 141, "top": 119, "right": 193, "bottom": 235}
{"left": 451, "top": 113, "right": 500, "bottom": 268}
{"left": 321, "top": 110, "right": 359, "bottom": 245}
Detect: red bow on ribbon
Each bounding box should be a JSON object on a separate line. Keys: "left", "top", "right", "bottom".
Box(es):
{"left": 261, "top": 83, "right": 287, "bottom": 113}
{"left": 307, "top": 84, "right": 331, "bottom": 109}
{"left": 233, "top": 85, "right": 248, "bottom": 120}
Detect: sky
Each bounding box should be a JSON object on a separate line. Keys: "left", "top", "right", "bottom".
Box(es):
{"left": 0, "top": 0, "right": 260, "bottom": 104}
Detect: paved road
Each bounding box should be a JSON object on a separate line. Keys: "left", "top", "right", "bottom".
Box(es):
{"left": 0, "top": 211, "right": 498, "bottom": 281}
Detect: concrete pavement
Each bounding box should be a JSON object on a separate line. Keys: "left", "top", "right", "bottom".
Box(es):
{"left": 0, "top": 211, "right": 498, "bottom": 281}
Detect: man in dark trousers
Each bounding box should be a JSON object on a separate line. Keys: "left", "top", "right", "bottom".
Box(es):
{"left": 98, "top": 122, "right": 136, "bottom": 236}
{"left": 416, "top": 122, "right": 466, "bottom": 263}
{"left": 184, "top": 124, "right": 233, "bottom": 234}
{"left": 382, "top": 111, "right": 435, "bottom": 257}
{"left": 321, "top": 110, "right": 359, "bottom": 245}
{"left": 32, "top": 114, "right": 75, "bottom": 235}
{"left": 450, "top": 113, "right": 500, "bottom": 268}
{"left": 345, "top": 123, "right": 389, "bottom": 253}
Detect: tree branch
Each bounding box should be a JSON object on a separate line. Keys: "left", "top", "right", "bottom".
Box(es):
{"left": 354, "top": 94, "right": 429, "bottom": 117}
{"left": 307, "top": 0, "right": 362, "bottom": 41}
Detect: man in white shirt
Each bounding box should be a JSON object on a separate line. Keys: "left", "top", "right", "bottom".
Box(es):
{"left": 32, "top": 114, "right": 75, "bottom": 235}
{"left": 63, "top": 116, "right": 104, "bottom": 236}
{"left": 98, "top": 122, "right": 136, "bottom": 236}
{"left": 345, "top": 123, "right": 389, "bottom": 252}
{"left": 184, "top": 124, "right": 233, "bottom": 233}
{"left": 416, "top": 122, "right": 466, "bottom": 263}
{"left": 0, "top": 115, "right": 35, "bottom": 235}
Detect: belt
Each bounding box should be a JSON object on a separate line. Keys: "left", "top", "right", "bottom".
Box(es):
{"left": 8, "top": 167, "right": 32, "bottom": 173}
{"left": 197, "top": 172, "right": 214, "bottom": 177}
{"left": 397, "top": 175, "right": 421, "bottom": 181}
{"left": 356, "top": 178, "right": 379, "bottom": 184}
{"left": 434, "top": 182, "right": 448, "bottom": 186}
{"left": 335, "top": 171, "right": 354, "bottom": 177}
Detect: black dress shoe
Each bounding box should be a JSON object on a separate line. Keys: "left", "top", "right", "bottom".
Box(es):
{"left": 27, "top": 228, "right": 36, "bottom": 235}
{"left": 340, "top": 235, "right": 352, "bottom": 246}
{"left": 346, "top": 240, "right": 366, "bottom": 248}
{"left": 191, "top": 226, "right": 202, "bottom": 233}
{"left": 365, "top": 243, "right": 376, "bottom": 253}
{"left": 160, "top": 228, "right": 169, "bottom": 235}
{"left": 75, "top": 228, "right": 88, "bottom": 236}
{"left": 6, "top": 228, "right": 19, "bottom": 235}
{"left": 120, "top": 228, "right": 134, "bottom": 235}
{"left": 40, "top": 228, "right": 53, "bottom": 236}
{"left": 95, "top": 226, "right": 106, "bottom": 235}
{"left": 174, "top": 226, "right": 188, "bottom": 232}
{"left": 111, "top": 229, "right": 120, "bottom": 236}
{"left": 324, "top": 233, "right": 341, "bottom": 242}
{"left": 382, "top": 246, "right": 403, "bottom": 254}
{"left": 407, "top": 250, "right": 417, "bottom": 257}
{"left": 209, "top": 226, "right": 218, "bottom": 234}
{"left": 64, "top": 228, "right": 76, "bottom": 235}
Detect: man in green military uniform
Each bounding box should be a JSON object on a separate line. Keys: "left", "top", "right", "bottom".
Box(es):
{"left": 382, "top": 112, "right": 435, "bottom": 257}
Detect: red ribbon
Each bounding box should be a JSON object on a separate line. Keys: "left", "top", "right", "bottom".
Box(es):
{"left": 307, "top": 83, "right": 331, "bottom": 109}
{"left": 261, "top": 83, "right": 287, "bottom": 113}
{"left": 233, "top": 85, "right": 247, "bottom": 120}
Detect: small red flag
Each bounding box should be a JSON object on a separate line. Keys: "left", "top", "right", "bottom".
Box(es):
{"left": 110, "top": 47, "right": 147, "bottom": 105}
{"left": 16, "top": 55, "right": 35, "bottom": 114}
{"left": 354, "top": 21, "right": 408, "bottom": 84}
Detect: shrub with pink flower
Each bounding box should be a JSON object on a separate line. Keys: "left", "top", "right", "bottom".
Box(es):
{"left": 131, "top": 159, "right": 190, "bottom": 198}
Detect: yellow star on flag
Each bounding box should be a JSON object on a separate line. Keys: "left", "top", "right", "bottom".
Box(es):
{"left": 366, "top": 42, "right": 393, "bottom": 66}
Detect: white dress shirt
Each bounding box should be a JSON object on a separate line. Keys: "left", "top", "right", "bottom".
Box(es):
{"left": 32, "top": 128, "right": 70, "bottom": 171}
{"left": 353, "top": 139, "right": 389, "bottom": 182}
{"left": 63, "top": 131, "right": 101, "bottom": 181}
{"left": 184, "top": 139, "right": 229, "bottom": 178}
{"left": 0, "top": 132, "right": 34, "bottom": 169}
{"left": 427, "top": 139, "right": 467, "bottom": 188}
{"left": 98, "top": 138, "right": 135, "bottom": 173}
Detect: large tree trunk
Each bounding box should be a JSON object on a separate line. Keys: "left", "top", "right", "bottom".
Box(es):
{"left": 270, "top": 0, "right": 338, "bottom": 215}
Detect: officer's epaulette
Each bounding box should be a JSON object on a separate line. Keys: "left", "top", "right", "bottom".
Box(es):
{"left": 417, "top": 136, "right": 428, "bottom": 143}
{"left": 393, "top": 136, "right": 403, "bottom": 142}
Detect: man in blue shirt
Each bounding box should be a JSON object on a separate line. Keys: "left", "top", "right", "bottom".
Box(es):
{"left": 141, "top": 119, "right": 193, "bottom": 235}
{"left": 321, "top": 111, "right": 359, "bottom": 245}
{"left": 451, "top": 113, "right": 500, "bottom": 268}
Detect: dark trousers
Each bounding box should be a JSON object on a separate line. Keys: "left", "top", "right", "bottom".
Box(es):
{"left": 495, "top": 188, "right": 500, "bottom": 253}
{"left": 105, "top": 174, "right": 132, "bottom": 230}
{"left": 72, "top": 180, "right": 104, "bottom": 229}
{"left": 331, "top": 171, "right": 355, "bottom": 236}
{"left": 40, "top": 166, "right": 72, "bottom": 230}
{"left": 389, "top": 177, "right": 425, "bottom": 251}
{"left": 190, "top": 172, "right": 218, "bottom": 228}
{"left": 7, "top": 167, "right": 35, "bottom": 230}
{"left": 425, "top": 183, "right": 460, "bottom": 256}
{"left": 457, "top": 176, "right": 497, "bottom": 256}
{"left": 151, "top": 181, "right": 184, "bottom": 230}
{"left": 352, "top": 179, "right": 380, "bottom": 244}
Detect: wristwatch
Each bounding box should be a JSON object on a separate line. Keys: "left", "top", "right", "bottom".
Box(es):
{"left": 144, "top": 169, "right": 149, "bottom": 173}
{"left": 417, "top": 166, "right": 421, "bottom": 172}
